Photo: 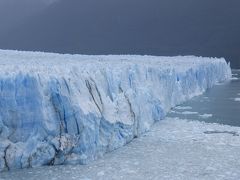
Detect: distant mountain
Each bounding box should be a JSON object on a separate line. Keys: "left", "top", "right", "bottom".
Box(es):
{"left": 0, "top": 0, "right": 239, "bottom": 68}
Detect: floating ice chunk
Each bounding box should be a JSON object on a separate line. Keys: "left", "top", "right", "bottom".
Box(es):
{"left": 234, "top": 98, "right": 240, "bottom": 102}
{"left": 174, "top": 106, "right": 192, "bottom": 110}
{"left": 181, "top": 111, "right": 199, "bottom": 115}
{"left": 230, "top": 77, "right": 238, "bottom": 80}
{"left": 199, "top": 114, "right": 213, "bottom": 119}
{"left": 97, "top": 171, "right": 105, "bottom": 176}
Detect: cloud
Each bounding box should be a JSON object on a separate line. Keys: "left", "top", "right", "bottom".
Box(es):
{"left": 0, "top": 0, "right": 59, "bottom": 6}
{"left": 40, "top": 0, "right": 59, "bottom": 5}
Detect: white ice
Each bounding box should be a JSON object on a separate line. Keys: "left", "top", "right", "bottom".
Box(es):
{"left": 181, "top": 111, "right": 199, "bottom": 115}
{"left": 230, "top": 77, "right": 239, "bottom": 80}
{"left": 234, "top": 98, "right": 240, "bottom": 102}
{"left": 174, "top": 106, "right": 193, "bottom": 110}
{"left": 199, "top": 113, "right": 213, "bottom": 119}
{"left": 1, "top": 118, "right": 240, "bottom": 180}
{"left": 0, "top": 50, "right": 232, "bottom": 171}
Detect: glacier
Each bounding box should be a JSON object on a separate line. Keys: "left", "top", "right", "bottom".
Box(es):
{"left": 0, "top": 50, "right": 231, "bottom": 171}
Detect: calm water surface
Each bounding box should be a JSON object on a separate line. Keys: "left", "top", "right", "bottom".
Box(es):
{"left": 168, "top": 69, "right": 240, "bottom": 126}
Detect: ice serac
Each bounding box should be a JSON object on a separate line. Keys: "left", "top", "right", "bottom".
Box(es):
{"left": 0, "top": 50, "right": 231, "bottom": 171}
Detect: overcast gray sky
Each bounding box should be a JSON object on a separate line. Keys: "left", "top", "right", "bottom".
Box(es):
{"left": 0, "top": 0, "right": 239, "bottom": 68}
{"left": 0, "top": 0, "right": 57, "bottom": 34}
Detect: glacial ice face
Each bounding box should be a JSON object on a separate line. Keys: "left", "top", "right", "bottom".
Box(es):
{"left": 0, "top": 50, "right": 231, "bottom": 171}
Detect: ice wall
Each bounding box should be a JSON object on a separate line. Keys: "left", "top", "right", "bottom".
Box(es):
{"left": 0, "top": 50, "right": 231, "bottom": 171}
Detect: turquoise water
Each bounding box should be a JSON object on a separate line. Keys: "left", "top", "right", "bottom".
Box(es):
{"left": 168, "top": 70, "right": 240, "bottom": 126}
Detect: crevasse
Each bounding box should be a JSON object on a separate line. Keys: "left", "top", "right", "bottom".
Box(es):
{"left": 0, "top": 50, "right": 231, "bottom": 171}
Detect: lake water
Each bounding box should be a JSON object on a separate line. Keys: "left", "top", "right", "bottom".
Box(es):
{"left": 168, "top": 69, "right": 240, "bottom": 126}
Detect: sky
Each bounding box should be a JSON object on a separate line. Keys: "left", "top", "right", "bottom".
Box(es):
{"left": 0, "top": 0, "right": 56, "bottom": 34}
{"left": 0, "top": 0, "right": 239, "bottom": 68}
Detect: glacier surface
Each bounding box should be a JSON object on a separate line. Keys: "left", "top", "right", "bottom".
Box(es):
{"left": 2, "top": 117, "right": 240, "bottom": 180}
{"left": 0, "top": 50, "right": 231, "bottom": 171}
